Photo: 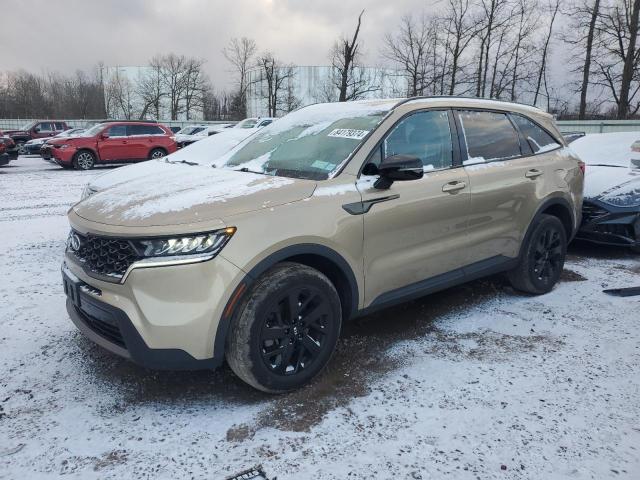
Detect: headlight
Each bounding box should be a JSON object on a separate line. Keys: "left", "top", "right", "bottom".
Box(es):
{"left": 131, "top": 227, "right": 236, "bottom": 259}
{"left": 80, "top": 184, "right": 97, "bottom": 200}
{"left": 600, "top": 184, "right": 640, "bottom": 207}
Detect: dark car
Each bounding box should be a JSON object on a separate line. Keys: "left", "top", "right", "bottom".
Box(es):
{"left": 5, "top": 120, "right": 70, "bottom": 155}
{"left": 48, "top": 121, "right": 177, "bottom": 170}
{"left": 571, "top": 132, "right": 640, "bottom": 252}
{"left": 24, "top": 128, "right": 86, "bottom": 157}
{"left": 0, "top": 141, "right": 9, "bottom": 166}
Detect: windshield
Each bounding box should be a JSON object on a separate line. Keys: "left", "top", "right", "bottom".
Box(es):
{"left": 81, "top": 124, "right": 105, "bottom": 137}
{"left": 236, "top": 119, "right": 257, "bottom": 129}
{"left": 222, "top": 101, "right": 395, "bottom": 180}
{"left": 20, "top": 121, "right": 36, "bottom": 131}
{"left": 178, "top": 126, "right": 202, "bottom": 135}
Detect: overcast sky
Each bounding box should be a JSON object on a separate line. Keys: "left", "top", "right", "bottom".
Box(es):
{"left": 1, "top": 0, "right": 439, "bottom": 90}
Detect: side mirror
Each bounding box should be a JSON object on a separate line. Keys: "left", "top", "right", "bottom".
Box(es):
{"left": 33, "top": 127, "right": 41, "bottom": 133}
{"left": 100, "top": 133, "right": 109, "bottom": 140}
{"left": 367, "top": 154, "right": 423, "bottom": 189}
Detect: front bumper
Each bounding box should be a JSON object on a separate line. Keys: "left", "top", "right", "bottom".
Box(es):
{"left": 576, "top": 199, "right": 640, "bottom": 248}
{"left": 62, "top": 250, "right": 244, "bottom": 370}
{"left": 24, "top": 143, "right": 44, "bottom": 155}
{"left": 51, "top": 146, "right": 76, "bottom": 165}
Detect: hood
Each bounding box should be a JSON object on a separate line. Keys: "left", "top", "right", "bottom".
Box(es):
{"left": 571, "top": 132, "right": 640, "bottom": 167}
{"left": 87, "top": 128, "right": 256, "bottom": 192}
{"left": 48, "top": 136, "right": 87, "bottom": 145}
{"left": 5, "top": 130, "right": 26, "bottom": 136}
{"left": 74, "top": 166, "right": 316, "bottom": 227}
{"left": 584, "top": 164, "right": 640, "bottom": 200}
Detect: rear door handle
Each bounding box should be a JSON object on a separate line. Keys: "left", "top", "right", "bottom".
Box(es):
{"left": 442, "top": 181, "right": 467, "bottom": 193}
{"left": 525, "top": 169, "right": 543, "bottom": 179}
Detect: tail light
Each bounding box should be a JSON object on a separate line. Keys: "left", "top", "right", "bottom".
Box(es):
{"left": 578, "top": 160, "right": 586, "bottom": 174}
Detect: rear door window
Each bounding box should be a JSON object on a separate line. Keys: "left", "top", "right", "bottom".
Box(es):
{"left": 129, "top": 125, "right": 164, "bottom": 136}
{"left": 55, "top": 122, "right": 66, "bottom": 131}
{"left": 457, "top": 110, "right": 521, "bottom": 163}
{"left": 511, "top": 115, "right": 561, "bottom": 154}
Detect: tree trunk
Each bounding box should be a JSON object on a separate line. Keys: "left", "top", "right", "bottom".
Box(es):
{"left": 579, "top": 0, "right": 600, "bottom": 119}
{"left": 617, "top": 0, "right": 640, "bottom": 119}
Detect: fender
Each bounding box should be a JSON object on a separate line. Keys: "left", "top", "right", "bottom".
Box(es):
{"left": 212, "top": 243, "right": 360, "bottom": 362}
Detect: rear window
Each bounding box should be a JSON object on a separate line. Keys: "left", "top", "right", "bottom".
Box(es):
{"left": 458, "top": 110, "right": 521, "bottom": 162}
{"left": 512, "top": 115, "right": 561, "bottom": 154}
{"left": 128, "top": 125, "right": 165, "bottom": 136}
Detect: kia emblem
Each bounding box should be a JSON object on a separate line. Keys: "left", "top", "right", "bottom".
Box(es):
{"left": 68, "top": 233, "right": 82, "bottom": 252}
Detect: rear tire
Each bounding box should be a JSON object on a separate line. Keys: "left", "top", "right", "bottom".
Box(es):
{"left": 226, "top": 262, "right": 342, "bottom": 393}
{"left": 149, "top": 148, "right": 167, "bottom": 159}
{"left": 508, "top": 214, "right": 567, "bottom": 294}
{"left": 16, "top": 142, "right": 27, "bottom": 156}
{"left": 73, "top": 150, "right": 96, "bottom": 170}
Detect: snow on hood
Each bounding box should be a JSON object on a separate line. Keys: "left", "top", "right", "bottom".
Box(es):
{"left": 571, "top": 132, "right": 640, "bottom": 167}
{"left": 572, "top": 132, "right": 640, "bottom": 200}
{"left": 88, "top": 129, "right": 256, "bottom": 192}
{"left": 74, "top": 167, "right": 315, "bottom": 227}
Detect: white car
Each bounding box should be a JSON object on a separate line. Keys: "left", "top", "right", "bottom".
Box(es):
{"left": 235, "top": 117, "right": 275, "bottom": 129}
{"left": 81, "top": 127, "right": 257, "bottom": 198}
{"left": 174, "top": 124, "right": 234, "bottom": 147}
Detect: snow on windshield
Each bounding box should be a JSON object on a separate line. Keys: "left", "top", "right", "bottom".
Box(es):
{"left": 220, "top": 100, "right": 398, "bottom": 180}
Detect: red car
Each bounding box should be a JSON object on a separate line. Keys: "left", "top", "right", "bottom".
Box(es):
{"left": 48, "top": 121, "right": 177, "bottom": 170}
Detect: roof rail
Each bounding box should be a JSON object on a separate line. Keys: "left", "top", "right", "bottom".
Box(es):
{"left": 393, "top": 95, "right": 540, "bottom": 110}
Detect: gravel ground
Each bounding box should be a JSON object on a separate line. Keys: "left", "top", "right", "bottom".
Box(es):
{"left": 1, "top": 156, "right": 639, "bottom": 479}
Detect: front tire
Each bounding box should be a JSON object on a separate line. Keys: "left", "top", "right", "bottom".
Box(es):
{"left": 16, "top": 142, "right": 27, "bottom": 156}
{"left": 226, "top": 262, "right": 342, "bottom": 393}
{"left": 508, "top": 214, "right": 567, "bottom": 294}
{"left": 73, "top": 150, "right": 96, "bottom": 170}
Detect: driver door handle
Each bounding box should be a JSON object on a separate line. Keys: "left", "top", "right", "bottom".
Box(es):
{"left": 525, "top": 169, "right": 543, "bottom": 179}
{"left": 442, "top": 181, "right": 467, "bottom": 193}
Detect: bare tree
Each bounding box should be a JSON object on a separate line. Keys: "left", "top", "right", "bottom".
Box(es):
{"left": 255, "top": 53, "right": 296, "bottom": 116}
{"left": 444, "top": 0, "right": 477, "bottom": 95}
{"left": 182, "top": 58, "right": 209, "bottom": 120}
{"left": 509, "top": 0, "right": 540, "bottom": 101}
{"left": 593, "top": 0, "right": 640, "bottom": 118}
{"left": 533, "top": 0, "right": 561, "bottom": 106}
{"left": 383, "top": 14, "right": 432, "bottom": 96}
{"left": 137, "top": 57, "right": 164, "bottom": 119}
{"left": 223, "top": 37, "right": 257, "bottom": 117}
{"left": 329, "top": 10, "right": 379, "bottom": 101}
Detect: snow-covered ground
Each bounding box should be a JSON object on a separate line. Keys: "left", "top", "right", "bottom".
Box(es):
{"left": 1, "top": 156, "right": 639, "bottom": 479}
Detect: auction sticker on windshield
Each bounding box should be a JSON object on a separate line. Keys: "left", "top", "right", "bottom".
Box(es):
{"left": 327, "top": 129, "right": 370, "bottom": 140}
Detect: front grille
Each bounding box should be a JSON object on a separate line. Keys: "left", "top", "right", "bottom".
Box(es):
{"left": 582, "top": 202, "right": 609, "bottom": 224}
{"left": 593, "top": 223, "right": 635, "bottom": 239}
{"left": 70, "top": 232, "right": 140, "bottom": 280}
{"left": 80, "top": 308, "right": 125, "bottom": 348}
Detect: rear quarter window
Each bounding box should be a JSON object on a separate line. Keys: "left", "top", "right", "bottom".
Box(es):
{"left": 458, "top": 110, "right": 521, "bottom": 163}
{"left": 511, "top": 115, "right": 561, "bottom": 154}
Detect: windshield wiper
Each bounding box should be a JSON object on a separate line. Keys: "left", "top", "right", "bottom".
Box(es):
{"left": 165, "top": 159, "right": 199, "bottom": 166}
{"left": 235, "top": 166, "right": 268, "bottom": 175}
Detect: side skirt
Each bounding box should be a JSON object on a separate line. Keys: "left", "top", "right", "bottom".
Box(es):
{"left": 356, "top": 255, "right": 518, "bottom": 317}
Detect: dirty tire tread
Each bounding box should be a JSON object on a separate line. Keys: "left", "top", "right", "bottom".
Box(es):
{"left": 226, "top": 262, "right": 342, "bottom": 393}
{"left": 508, "top": 214, "right": 567, "bottom": 295}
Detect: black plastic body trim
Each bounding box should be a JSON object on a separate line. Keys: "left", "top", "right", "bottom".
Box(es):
{"left": 66, "top": 292, "right": 221, "bottom": 370}
{"left": 358, "top": 255, "right": 518, "bottom": 316}
{"left": 342, "top": 194, "right": 400, "bottom": 215}
{"left": 213, "top": 244, "right": 360, "bottom": 362}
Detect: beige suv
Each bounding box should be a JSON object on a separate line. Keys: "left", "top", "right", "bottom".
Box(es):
{"left": 63, "top": 97, "right": 584, "bottom": 392}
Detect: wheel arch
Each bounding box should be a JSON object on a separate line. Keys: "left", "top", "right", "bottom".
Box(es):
{"left": 517, "top": 195, "right": 576, "bottom": 260}
{"left": 213, "top": 243, "right": 360, "bottom": 362}
{"left": 74, "top": 147, "right": 100, "bottom": 162}
{"left": 536, "top": 196, "right": 576, "bottom": 240}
